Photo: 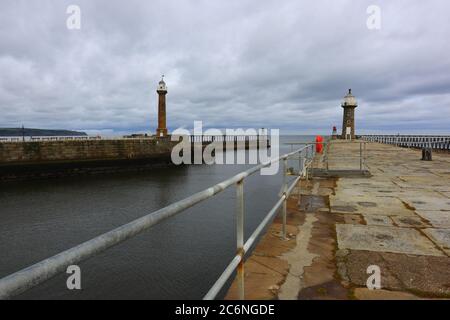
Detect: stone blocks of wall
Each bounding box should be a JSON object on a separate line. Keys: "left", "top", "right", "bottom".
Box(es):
{"left": 0, "top": 139, "right": 176, "bottom": 165}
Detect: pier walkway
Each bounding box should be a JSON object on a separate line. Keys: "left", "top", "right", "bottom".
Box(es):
{"left": 226, "top": 140, "right": 450, "bottom": 299}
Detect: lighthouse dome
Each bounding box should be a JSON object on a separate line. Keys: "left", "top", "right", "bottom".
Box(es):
{"left": 342, "top": 89, "right": 357, "bottom": 107}
{"left": 157, "top": 76, "right": 167, "bottom": 91}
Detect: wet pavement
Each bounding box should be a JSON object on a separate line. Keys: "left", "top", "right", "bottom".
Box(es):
{"left": 226, "top": 141, "right": 450, "bottom": 299}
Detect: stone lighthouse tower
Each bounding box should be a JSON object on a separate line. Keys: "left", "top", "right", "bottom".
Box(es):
{"left": 156, "top": 76, "right": 168, "bottom": 137}
{"left": 341, "top": 89, "right": 358, "bottom": 140}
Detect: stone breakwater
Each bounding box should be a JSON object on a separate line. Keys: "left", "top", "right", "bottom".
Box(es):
{"left": 0, "top": 139, "right": 176, "bottom": 164}
{"left": 0, "top": 139, "right": 177, "bottom": 181}
{"left": 0, "top": 137, "right": 268, "bottom": 181}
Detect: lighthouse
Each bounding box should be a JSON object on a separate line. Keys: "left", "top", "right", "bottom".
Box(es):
{"left": 341, "top": 89, "right": 357, "bottom": 140}
{"left": 156, "top": 76, "right": 168, "bottom": 137}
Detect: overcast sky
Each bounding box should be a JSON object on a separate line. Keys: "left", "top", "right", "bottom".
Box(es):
{"left": 0, "top": 0, "right": 449, "bottom": 135}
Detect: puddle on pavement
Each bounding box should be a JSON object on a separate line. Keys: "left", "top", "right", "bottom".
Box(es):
{"left": 358, "top": 202, "right": 377, "bottom": 207}
{"left": 331, "top": 205, "right": 358, "bottom": 213}
{"left": 375, "top": 234, "right": 395, "bottom": 241}
{"left": 299, "top": 195, "right": 327, "bottom": 213}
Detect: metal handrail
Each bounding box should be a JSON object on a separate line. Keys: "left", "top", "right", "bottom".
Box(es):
{"left": 0, "top": 143, "right": 315, "bottom": 300}
{"left": 203, "top": 173, "right": 301, "bottom": 300}
{"left": 0, "top": 134, "right": 266, "bottom": 143}
{"left": 324, "top": 141, "right": 367, "bottom": 172}
{"left": 360, "top": 135, "right": 450, "bottom": 151}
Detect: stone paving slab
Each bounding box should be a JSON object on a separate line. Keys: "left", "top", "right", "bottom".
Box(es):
{"left": 337, "top": 178, "right": 398, "bottom": 189}
{"left": 364, "top": 215, "right": 394, "bottom": 226}
{"left": 343, "top": 214, "right": 364, "bottom": 225}
{"left": 398, "top": 176, "right": 450, "bottom": 186}
{"left": 391, "top": 215, "right": 430, "bottom": 228}
{"left": 392, "top": 180, "right": 450, "bottom": 192}
{"left": 353, "top": 288, "right": 421, "bottom": 300}
{"left": 330, "top": 194, "right": 415, "bottom": 216}
{"left": 329, "top": 141, "right": 450, "bottom": 297}
{"left": 423, "top": 228, "right": 450, "bottom": 255}
{"left": 433, "top": 186, "right": 450, "bottom": 192}
{"left": 339, "top": 250, "right": 450, "bottom": 297}
{"left": 416, "top": 210, "right": 450, "bottom": 228}
{"left": 336, "top": 224, "right": 444, "bottom": 256}
{"left": 401, "top": 196, "right": 450, "bottom": 211}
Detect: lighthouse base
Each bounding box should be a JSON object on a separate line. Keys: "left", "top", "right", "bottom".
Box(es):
{"left": 156, "top": 128, "right": 168, "bottom": 137}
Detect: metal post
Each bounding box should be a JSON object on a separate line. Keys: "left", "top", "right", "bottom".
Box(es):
{"left": 305, "top": 147, "right": 309, "bottom": 181}
{"left": 363, "top": 142, "right": 366, "bottom": 169}
{"left": 282, "top": 158, "right": 288, "bottom": 240}
{"left": 236, "top": 179, "right": 245, "bottom": 300}
{"left": 298, "top": 152, "right": 302, "bottom": 176}
{"left": 359, "top": 142, "right": 362, "bottom": 171}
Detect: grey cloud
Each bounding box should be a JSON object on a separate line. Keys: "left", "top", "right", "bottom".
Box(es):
{"left": 0, "top": 0, "right": 449, "bottom": 135}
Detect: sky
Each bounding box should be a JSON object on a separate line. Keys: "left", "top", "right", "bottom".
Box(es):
{"left": 0, "top": 0, "right": 449, "bottom": 136}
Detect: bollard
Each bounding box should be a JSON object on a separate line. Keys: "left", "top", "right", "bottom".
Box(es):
{"left": 421, "top": 147, "right": 432, "bottom": 161}
{"left": 315, "top": 135, "right": 323, "bottom": 153}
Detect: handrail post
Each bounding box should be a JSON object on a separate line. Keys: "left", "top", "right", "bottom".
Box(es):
{"left": 306, "top": 146, "right": 310, "bottom": 181}
{"left": 236, "top": 179, "right": 245, "bottom": 300}
{"left": 298, "top": 151, "right": 302, "bottom": 176}
{"left": 282, "top": 158, "right": 288, "bottom": 240}
{"left": 363, "top": 142, "right": 367, "bottom": 169}
{"left": 359, "top": 142, "right": 362, "bottom": 172}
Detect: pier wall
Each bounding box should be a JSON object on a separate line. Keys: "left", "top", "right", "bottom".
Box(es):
{"left": 0, "top": 139, "right": 176, "bottom": 165}
{"left": 0, "top": 137, "right": 269, "bottom": 181}
{"left": 0, "top": 139, "right": 178, "bottom": 181}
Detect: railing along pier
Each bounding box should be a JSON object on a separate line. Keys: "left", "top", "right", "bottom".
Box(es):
{"left": 360, "top": 135, "right": 450, "bottom": 151}
{"left": 0, "top": 134, "right": 269, "bottom": 144}
{"left": 0, "top": 143, "right": 315, "bottom": 300}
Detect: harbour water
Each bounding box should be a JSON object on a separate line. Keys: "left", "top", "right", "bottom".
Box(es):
{"left": 0, "top": 135, "right": 314, "bottom": 299}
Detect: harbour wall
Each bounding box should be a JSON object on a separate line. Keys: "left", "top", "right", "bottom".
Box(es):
{"left": 0, "top": 137, "right": 269, "bottom": 181}
{"left": 0, "top": 139, "right": 176, "bottom": 165}
{"left": 0, "top": 139, "right": 177, "bottom": 181}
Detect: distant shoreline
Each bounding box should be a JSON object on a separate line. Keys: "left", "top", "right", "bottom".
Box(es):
{"left": 0, "top": 128, "right": 87, "bottom": 137}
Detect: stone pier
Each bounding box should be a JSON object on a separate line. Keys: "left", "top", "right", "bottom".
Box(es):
{"left": 225, "top": 140, "right": 450, "bottom": 299}
{"left": 0, "top": 139, "right": 178, "bottom": 181}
